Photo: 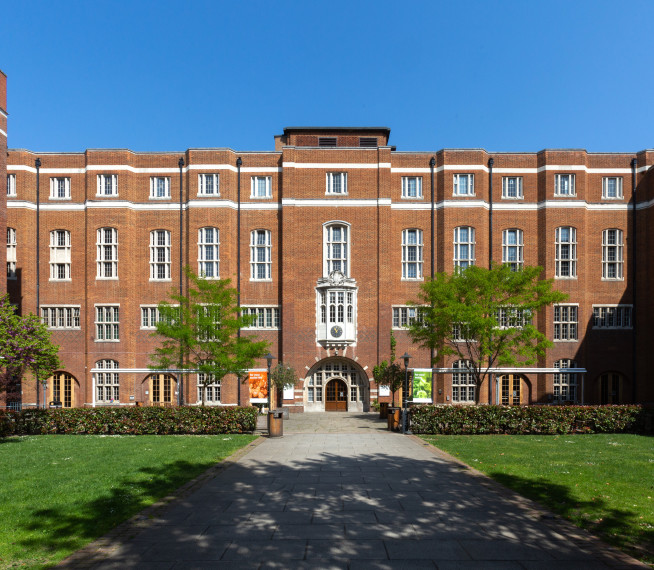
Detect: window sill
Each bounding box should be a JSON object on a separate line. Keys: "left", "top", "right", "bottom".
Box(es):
{"left": 95, "top": 194, "right": 119, "bottom": 198}
{"left": 96, "top": 277, "right": 119, "bottom": 281}
{"left": 250, "top": 278, "right": 273, "bottom": 282}
{"left": 49, "top": 197, "right": 72, "bottom": 201}
{"left": 554, "top": 276, "right": 577, "bottom": 280}
{"left": 401, "top": 278, "right": 424, "bottom": 282}
{"left": 49, "top": 279, "right": 72, "bottom": 282}
{"left": 401, "top": 195, "right": 423, "bottom": 200}
{"left": 553, "top": 339, "right": 579, "bottom": 343}
{"left": 149, "top": 278, "right": 172, "bottom": 282}
{"left": 553, "top": 194, "right": 577, "bottom": 198}
{"left": 197, "top": 193, "right": 221, "bottom": 198}
{"left": 325, "top": 193, "right": 349, "bottom": 196}
{"left": 602, "top": 196, "right": 624, "bottom": 200}
{"left": 601, "top": 278, "right": 624, "bottom": 282}
{"left": 250, "top": 195, "right": 273, "bottom": 199}
{"left": 94, "top": 339, "right": 120, "bottom": 343}
{"left": 149, "top": 196, "right": 171, "bottom": 200}
{"left": 501, "top": 196, "right": 524, "bottom": 200}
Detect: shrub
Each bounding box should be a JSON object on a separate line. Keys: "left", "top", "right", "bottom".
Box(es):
{"left": 409, "top": 404, "right": 653, "bottom": 435}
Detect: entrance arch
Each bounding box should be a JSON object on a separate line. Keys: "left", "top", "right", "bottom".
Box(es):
{"left": 144, "top": 373, "right": 177, "bottom": 406}
{"left": 48, "top": 371, "right": 79, "bottom": 408}
{"left": 498, "top": 374, "right": 531, "bottom": 405}
{"left": 304, "top": 357, "right": 370, "bottom": 412}
{"left": 325, "top": 378, "right": 348, "bottom": 411}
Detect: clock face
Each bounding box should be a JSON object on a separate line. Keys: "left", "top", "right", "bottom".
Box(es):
{"left": 330, "top": 325, "right": 343, "bottom": 338}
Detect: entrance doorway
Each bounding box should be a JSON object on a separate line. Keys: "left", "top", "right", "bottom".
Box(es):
{"left": 600, "top": 373, "right": 622, "bottom": 404}
{"left": 149, "top": 373, "right": 176, "bottom": 405}
{"left": 325, "top": 378, "right": 348, "bottom": 411}
{"left": 499, "top": 374, "right": 521, "bottom": 405}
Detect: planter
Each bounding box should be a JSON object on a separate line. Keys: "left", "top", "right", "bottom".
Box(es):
{"left": 387, "top": 407, "right": 400, "bottom": 431}
{"left": 379, "top": 402, "right": 389, "bottom": 419}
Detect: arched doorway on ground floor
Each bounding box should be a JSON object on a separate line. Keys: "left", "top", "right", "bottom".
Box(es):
{"left": 497, "top": 373, "right": 531, "bottom": 405}
{"left": 143, "top": 373, "right": 177, "bottom": 406}
{"left": 48, "top": 371, "right": 79, "bottom": 408}
{"left": 304, "top": 358, "right": 370, "bottom": 412}
{"left": 598, "top": 372, "right": 627, "bottom": 404}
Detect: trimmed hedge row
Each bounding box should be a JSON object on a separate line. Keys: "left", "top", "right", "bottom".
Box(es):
{"left": 410, "top": 404, "right": 654, "bottom": 435}
{"left": 0, "top": 406, "right": 258, "bottom": 436}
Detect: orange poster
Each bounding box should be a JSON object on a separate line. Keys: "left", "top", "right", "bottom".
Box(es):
{"left": 249, "top": 371, "right": 268, "bottom": 402}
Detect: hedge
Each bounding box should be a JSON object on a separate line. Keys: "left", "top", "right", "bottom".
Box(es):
{"left": 409, "top": 404, "right": 654, "bottom": 435}
{"left": 0, "top": 406, "right": 258, "bottom": 436}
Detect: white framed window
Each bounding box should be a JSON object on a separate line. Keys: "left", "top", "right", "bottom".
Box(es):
{"left": 7, "top": 228, "right": 16, "bottom": 280}
{"left": 250, "top": 230, "right": 271, "bottom": 280}
{"left": 140, "top": 304, "right": 178, "bottom": 329}
{"left": 198, "top": 173, "right": 219, "bottom": 196}
{"left": 324, "top": 223, "right": 349, "bottom": 276}
{"left": 602, "top": 229, "right": 623, "bottom": 280}
{"left": 97, "top": 174, "right": 118, "bottom": 196}
{"left": 150, "top": 176, "right": 171, "bottom": 199}
{"left": 451, "top": 322, "right": 471, "bottom": 342}
{"left": 392, "top": 306, "right": 423, "bottom": 328}
{"left": 95, "top": 305, "right": 120, "bottom": 342}
{"left": 326, "top": 172, "right": 347, "bottom": 195}
{"left": 251, "top": 176, "right": 272, "bottom": 198}
{"left": 453, "top": 226, "right": 475, "bottom": 269}
{"left": 242, "top": 306, "right": 280, "bottom": 329}
{"left": 198, "top": 373, "right": 221, "bottom": 403}
{"left": 402, "top": 229, "right": 423, "bottom": 279}
{"left": 49, "top": 230, "right": 71, "bottom": 280}
{"left": 554, "top": 359, "right": 578, "bottom": 402}
{"left": 452, "top": 360, "right": 475, "bottom": 403}
{"left": 496, "top": 307, "right": 529, "bottom": 329}
{"left": 150, "top": 230, "right": 171, "bottom": 280}
{"left": 555, "top": 227, "right": 576, "bottom": 278}
{"left": 502, "top": 176, "right": 523, "bottom": 199}
{"left": 41, "top": 306, "right": 81, "bottom": 329}
{"left": 555, "top": 173, "right": 575, "bottom": 196}
{"left": 502, "top": 229, "right": 523, "bottom": 271}
{"left": 49, "top": 177, "right": 71, "bottom": 199}
{"left": 593, "top": 305, "right": 632, "bottom": 329}
{"left": 96, "top": 228, "right": 118, "bottom": 279}
{"left": 198, "top": 227, "right": 219, "bottom": 278}
{"left": 7, "top": 174, "right": 16, "bottom": 197}
{"left": 95, "top": 359, "right": 120, "bottom": 403}
{"left": 453, "top": 174, "right": 474, "bottom": 196}
{"left": 602, "top": 177, "right": 623, "bottom": 199}
{"left": 401, "top": 176, "right": 423, "bottom": 198}
{"left": 553, "top": 305, "right": 578, "bottom": 341}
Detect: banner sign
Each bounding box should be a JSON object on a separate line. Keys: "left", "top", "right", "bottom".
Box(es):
{"left": 412, "top": 369, "right": 432, "bottom": 403}
{"left": 248, "top": 371, "right": 268, "bottom": 403}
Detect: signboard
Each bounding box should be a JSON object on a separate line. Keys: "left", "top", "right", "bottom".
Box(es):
{"left": 283, "top": 385, "right": 294, "bottom": 400}
{"left": 248, "top": 371, "right": 268, "bottom": 403}
{"left": 412, "top": 369, "right": 432, "bottom": 403}
{"left": 378, "top": 385, "right": 390, "bottom": 397}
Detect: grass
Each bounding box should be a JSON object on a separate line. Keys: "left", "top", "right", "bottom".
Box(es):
{"left": 0, "top": 434, "right": 257, "bottom": 569}
{"left": 420, "top": 433, "right": 654, "bottom": 565}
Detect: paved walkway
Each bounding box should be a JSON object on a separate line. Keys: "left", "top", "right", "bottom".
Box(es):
{"left": 61, "top": 413, "right": 645, "bottom": 568}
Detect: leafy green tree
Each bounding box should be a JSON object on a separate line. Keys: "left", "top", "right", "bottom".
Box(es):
{"left": 268, "top": 362, "right": 298, "bottom": 408}
{"left": 408, "top": 264, "right": 567, "bottom": 403}
{"left": 149, "top": 268, "right": 269, "bottom": 405}
{"left": 0, "top": 295, "right": 61, "bottom": 400}
{"left": 373, "top": 330, "right": 404, "bottom": 407}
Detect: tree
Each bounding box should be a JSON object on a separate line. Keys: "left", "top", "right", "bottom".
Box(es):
{"left": 269, "top": 362, "right": 298, "bottom": 408}
{"left": 372, "top": 330, "right": 405, "bottom": 407}
{"left": 0, "top": 295, "right": 61, "bottom": 401}
{"left": 408, "top": 264, "right": 567, "bottom": 403}
{"left": 149, "top": 268, "right": 269, "bottom": 405}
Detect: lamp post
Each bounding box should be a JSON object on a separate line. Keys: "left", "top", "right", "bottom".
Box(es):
{"left": 401, "top": 352, "right": 411, "bottom": 434}
{"left": 265, "top": 353, "right": 274, "bottom": 413}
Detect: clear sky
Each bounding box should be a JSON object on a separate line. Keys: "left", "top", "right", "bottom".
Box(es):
{"left": 1, "top": 0, "right": 652, "bottom": 153}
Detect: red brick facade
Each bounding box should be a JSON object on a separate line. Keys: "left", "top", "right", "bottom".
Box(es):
{"left": 2, "top": 117, "right": 653, "bottom": 409}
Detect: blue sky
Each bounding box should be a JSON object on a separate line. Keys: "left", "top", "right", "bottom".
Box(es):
{"left": 1, "top": 0, "right": 652, "bottom": 153}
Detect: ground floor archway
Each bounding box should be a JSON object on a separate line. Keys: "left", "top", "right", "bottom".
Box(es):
{"left": 304, "top": 358, "right": 370, "bottom": 412}
{"left": 497, "top": 373, "right": 531, "bottom": 405}
{"left": 48, "top": 371, "right": 79, "bottom": 408}
{"left": 143, "top": 373, "right": 178, "bottom": 406}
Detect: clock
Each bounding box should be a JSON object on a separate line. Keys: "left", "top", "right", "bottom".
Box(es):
{"left": 330, "top": 325, "right": 343, "bottom": 338}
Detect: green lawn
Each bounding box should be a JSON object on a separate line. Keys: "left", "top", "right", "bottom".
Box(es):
{"left": 420, "top": 433, "right": 654, "bottom": 565}
{"left": 0, "top": 434, "right": 257, "bottom": 569}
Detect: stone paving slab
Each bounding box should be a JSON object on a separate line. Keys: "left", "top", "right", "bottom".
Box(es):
{"left": 58, "top": 412, "right": 647, "bottom": 568}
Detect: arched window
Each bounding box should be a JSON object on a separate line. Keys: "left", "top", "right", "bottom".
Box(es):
{"left": 97, "top": 228, "right": 118, "bottom": 278}
{"left": 452, "top": 360, "right": 475, "bottom": 403}
{"left": 250, "top": 230, "right": 272, "bottom": 280}
{"left": 502, "top": 229, "right": 523, "bottom": 271}
{"left": 555, "top": 227, "right": 577, "bottom": 278}
{"left": 602, "top": 229, "right": 623, "bottom": 279}
{"left": 95, "top": 360, "right": 119, "bottom": 403}
{"left": 150, "top": 230, "right": 171, "bottom": 280}
{"left": 324, "top": 223, "right": 349, "bottom": 276}
{"left": 198, "top": 227, "right": 219, "bottom": 278}
{"left": 453, "top": 227, "right": 475, "bottom": 269}
{"left": 554, "top": 359, "right": 578, "bottom": 403}
{"left": 402, "top": 229, "right": 423, "bottom": 279}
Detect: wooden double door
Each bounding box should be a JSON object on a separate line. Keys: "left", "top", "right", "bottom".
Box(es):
{"left": 499, "top": 374, "right": 522, "bottom": 406}
{"left": 325, "top": 378, "right": 348, "bottom": 411}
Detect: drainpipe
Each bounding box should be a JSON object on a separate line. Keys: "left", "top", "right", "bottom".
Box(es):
{"left": 35, "top": 158, "right": 41, "bottom": 408}
{"left": 236, "top": 157, "right": 242, "bottom": 406}
{"left": 631, "top": 158, "right": 637, "bottom": 403}
{"left": 488, "top": 158, "right": 494, "bottom": 268}
{"left": 178, "top": 156, "right": 184, "bottom": 406}
{"left": 429, "top": 157, "right": 436, "bottom": 379}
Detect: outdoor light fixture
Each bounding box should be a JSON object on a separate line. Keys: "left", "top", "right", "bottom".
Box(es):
{"left": 401, "top": 352, "right": 411, "bottom": 434}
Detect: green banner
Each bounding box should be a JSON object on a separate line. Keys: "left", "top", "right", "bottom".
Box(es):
{"left": 412, "top": 370, "right": 432, "bottom": 402}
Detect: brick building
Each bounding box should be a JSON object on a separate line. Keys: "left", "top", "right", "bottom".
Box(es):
{"left": 2, "top": 70, "right": 653, "bottom": 410}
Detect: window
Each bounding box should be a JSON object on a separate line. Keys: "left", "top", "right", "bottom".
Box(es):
{"left": 150, "top": 230, "right": 171, "bottom": 280}
{"left": 602, "top": 229, "right": 623, "bottom": 279}
{"left": 50, "top": 230, "right": 71, "bottom": 280}
{"left": 452, "top": 360, "right": 475, "bottom": 403}
{"left": 97, "top": 174, "right": 118, "bottom": 196}
{"left": 593, "top": 306, "right": 632, "bottom": 329}
{"left": 140, "top": 305, "right": 178, "bottom": 329}
{"left": 95, "top": 306, "right": 119, "bottom": 341}
{"left": 359, "top": 137, "right": 377, "bottom": 147}
{"left": 7, "top": 174, "right": 16, "bottom": 197}
{"left": 41, "top": 306, "right": 81, "bottom": 329}
{"left": 326, "top": 172, "right": 347, "bottom": 194}
{"left": 451, "top": 323, "right": 472, "bottom": 342}
{"left": 402, "top": 229, "right": 423, "bottom": 279}
{"left": 250, "top": 230, "right": 271, "bottom": 280}
{"left": 242, "top": 307, "right": 280, "bottom": 329}
{"left": 96, "top": 228, "right": 118, "bottom": 279}
{"left": 496, "top": 307, "right": 529, "bottom": 329}
{"left": 325, "top": 224, "right": 349, "bottom": 276}
{"left": 198, "top": 373, "right": 221, "bottom": 403}
{"left": 7, "top": 228, "right": 16, "bottom": 280}
{"left": 95, "top": 359, "right": 119, "bottom": 403}
{"left": 198, "top": 227, "right": 219, "bottom": 278}
{"left": 392, "top": 306, "right": 423, "bottom": 328}
{"left": 198, "top": 174, "right": 219, "bottom": 196}
{"left": 150, "top": 176, "right": 170, "bottom": 198}
{"left": 502, "top": 229, "right": 523, "bottom": 271}
{"left": 502, "top": 176, "right": 523, "bottom": 199}
{"left": 319, "top": 137, "right": 337, "bottom": 147}
{"left": 251, "top": 176, "right": 272, "bottom": 198}
{"left": 50, "top": 177, "right": 71, "bottom": 199}
{"left": 555, "top": 227, "right": 576, "bottom": 278}
{"left": 401, "top": 176, "right": 423, "bottom": 198}
{"left": 555, "top": 174, "right": 575, "bottom": 196}
{"left": 554, "top": 359, "right": 578, "bottom": 402}
{"left": 453, "top": 226, "right": 475, "bottom": 269}
{"left": 453, "top": 174, "right": 474, "bottom": 196}
{"left": 553, "top": 305, "right": 578, "bottom": 341}
{"left": 602, "top": 177, "right": 623, "bottom": 199}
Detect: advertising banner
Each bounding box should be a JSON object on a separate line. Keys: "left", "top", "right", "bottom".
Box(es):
{"left": 412, "top": 369, "right": 432, "bottom": 403}
{"left": 248, "top": 371, "right": 268, "bottom": 403}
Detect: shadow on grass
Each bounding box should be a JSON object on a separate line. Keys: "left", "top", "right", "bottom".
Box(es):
{"left": 488, "top": 471, "right": 654, "bottom": 563}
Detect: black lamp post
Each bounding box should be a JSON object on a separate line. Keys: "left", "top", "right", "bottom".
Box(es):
{"left": 401, "top": 352, "right": 411, "bottom": 434}
{"left": 265, "top": 353, "right": 274, "bottom": 413}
